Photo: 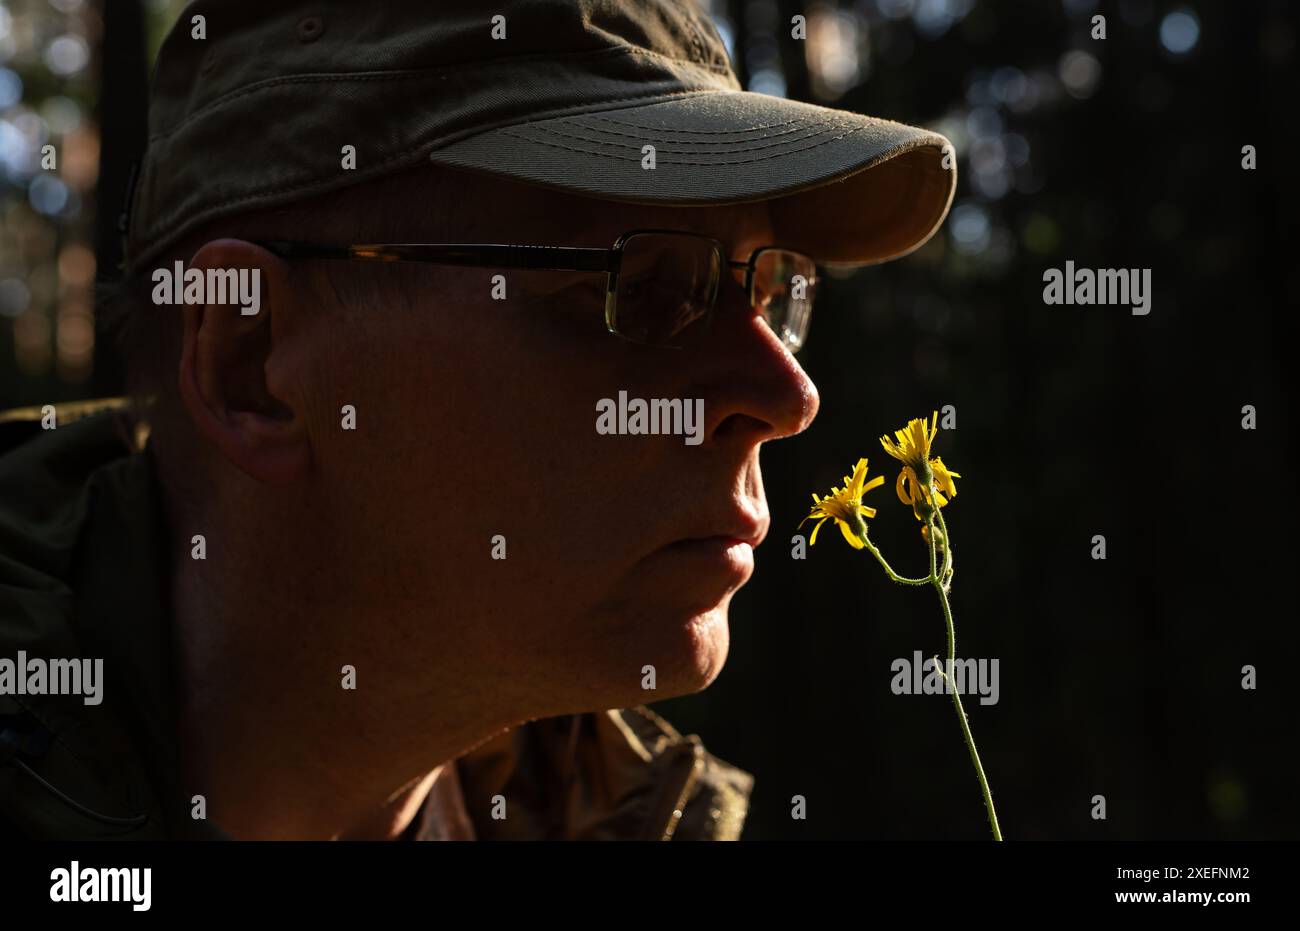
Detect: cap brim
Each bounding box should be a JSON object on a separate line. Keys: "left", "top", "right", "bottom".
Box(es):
{"left": 427, "top": 89, "right": 955, "bottom": 267}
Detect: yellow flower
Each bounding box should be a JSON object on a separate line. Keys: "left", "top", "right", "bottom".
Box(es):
{"left": 800, "top": 457, "right": 886, "bottom": 549}
{"left": 879, "top": 411, "right": 961, "bottom": 521}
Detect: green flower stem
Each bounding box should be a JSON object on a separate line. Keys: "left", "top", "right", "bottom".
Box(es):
{"left": 927, "top": 496, "right": 1002, "bottom": 842}
{"left": 851, "top": 517, "right": 928, "bottom": 586}
{"left": 925, "top": 509, "right": 938, "bottom": 581}
{"left": 864, "top": 539, "right": 930, "bottom": 586}
{"left": 934, "top": 502, "right": 954, "bottom": 588}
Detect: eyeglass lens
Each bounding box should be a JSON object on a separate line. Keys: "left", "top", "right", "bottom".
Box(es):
{"left": 752, "top": 249, "right": 816, "bottom": 353}
{"left": 609, "top": 232, "right": 721, "bottom": 347}
{"left": 608, "top": 233, "right": 815, "bottom": 352}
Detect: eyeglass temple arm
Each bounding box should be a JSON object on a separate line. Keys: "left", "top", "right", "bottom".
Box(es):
{"left": 258, "top": 241, "right": 615, "bottom": 273}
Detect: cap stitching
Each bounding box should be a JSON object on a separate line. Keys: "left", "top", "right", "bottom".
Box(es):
{"left": 552, "top": 127, "right": 844, "bottom": 151}
{"left": 515, "top": 119, "right": 861, "bottom": 157}
{"left": 581, "top": 111, "right": 814, "bottom": 135}
{"left": 493, "top": 121, "right": 874, "bottom": 166}
{"left": 149, "top": 44, "right": 733, "bottom": 143}
{"left": 558, "top": 116, "right": 853, "bottom": 148}
{"left": 623, "top": 40, "right": 735, "bottom": 79}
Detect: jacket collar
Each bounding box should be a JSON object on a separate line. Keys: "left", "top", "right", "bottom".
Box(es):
{"left": 451, "top": 702, "right": 753, "bottom": 840}
{"left": 0, "top": 401, "right": 753, "bottom": 840}
{"left": 0, "top": 401, "right": 213, "bottom": 838}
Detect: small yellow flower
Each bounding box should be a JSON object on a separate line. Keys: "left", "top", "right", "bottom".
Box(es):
{"left": 879, "top": 411, "right": 961, "bottom": 521}
{"left": 799, "top": 457, "right": 886, "bottom": 549}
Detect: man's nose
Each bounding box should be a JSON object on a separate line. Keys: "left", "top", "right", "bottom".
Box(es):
{"left": 691, "top": 285, "right": 821, "bottom": 445}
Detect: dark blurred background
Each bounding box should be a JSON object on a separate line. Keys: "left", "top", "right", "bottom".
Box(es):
{"left": 2, "top": 0, "right": 1296, "bottom": 839}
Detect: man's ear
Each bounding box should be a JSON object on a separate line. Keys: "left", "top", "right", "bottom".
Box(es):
{"left": 176, "top": 238, "right": 312, "bottom": 486}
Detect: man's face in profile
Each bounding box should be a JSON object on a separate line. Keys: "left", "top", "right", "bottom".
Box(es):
{"left": 232, "top": 167, "right": 819, "bottom": 723}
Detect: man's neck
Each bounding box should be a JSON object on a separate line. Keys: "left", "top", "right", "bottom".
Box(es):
{"left": 165, "top": 508, "right": 509, "bottom": 840}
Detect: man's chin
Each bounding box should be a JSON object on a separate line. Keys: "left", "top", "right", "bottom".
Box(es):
{"left": 616, "top": 598, "right": 733, "bottom": 700}
{"left": 555, "top": 586, "right": 739, "bottom": 713}
{"left": 678, "top": 603, "right": 732, "bottom": 690}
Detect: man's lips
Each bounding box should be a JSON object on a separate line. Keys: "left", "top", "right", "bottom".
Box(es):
{"left": 641, "top": 509, "right": 768, "bottom": 591}
{"left": 669, "top": 511, "right": 769, "bottom": 551}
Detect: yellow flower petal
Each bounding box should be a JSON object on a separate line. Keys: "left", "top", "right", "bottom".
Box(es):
{"left": 895, "top": 468, "right": 912, "bottom": 507}
{"left": 878, "top": 414, "right": 963, "bottom": 522}
{"left": 847, "top": 458, "right": 868, "bottom": 497}
{"left": 799, "top": 458, "right": 884, "bottom": 550}
{"left": 931, "top": 456, "right": 959, "bottom": 498}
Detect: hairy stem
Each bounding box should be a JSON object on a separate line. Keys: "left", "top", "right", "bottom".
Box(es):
{"left": 852, "top": 515, "right": 928, "bottom": 585}
{"left": 928, "top": 491, "right": 1001, "bottom": 841}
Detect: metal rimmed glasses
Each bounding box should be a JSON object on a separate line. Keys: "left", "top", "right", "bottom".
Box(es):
{"left": 258, "top": 229, "right": 818, "bottom": 353}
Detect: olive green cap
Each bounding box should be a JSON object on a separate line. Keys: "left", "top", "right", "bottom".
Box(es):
{"left": 125, "top": 0, "right": 955, "bottom": 273}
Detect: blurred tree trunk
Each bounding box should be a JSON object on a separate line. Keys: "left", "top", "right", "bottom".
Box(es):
{"left": 777, "top": 0, "right": 812, "bottom": 101}
{"left": 92, "top": 0, "right": 148, "bottom": 395}
{"left": 726, "top": 0, "right": 750, "bottom": 89}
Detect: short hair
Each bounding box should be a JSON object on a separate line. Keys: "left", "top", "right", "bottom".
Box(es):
{"left": 97, "top": 164, "right": 458, "bottom": 514}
